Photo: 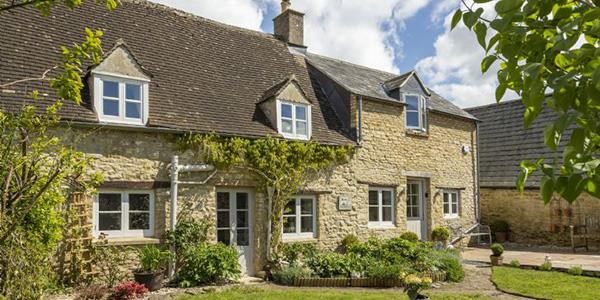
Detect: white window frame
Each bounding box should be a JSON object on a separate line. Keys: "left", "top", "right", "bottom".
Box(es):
{"left": 443, "top": 190, "right": 460, "bottom": 219}
{"left": 92, "top": 190, "right": 155, "bottom": 238}
{"left": 368, "top": 187, "right": 395, "bottom": 228}
{"left": 404, "top": 94, "right": 427, "bottom": 131}
{"left": 93, "top": 73, "right": 150, "bottom": 126}
{"left": 282, "top": 195, "right": 317, "bottom": 240}
{"left": 276, "top": 100, "right": 311, "bottom": 140}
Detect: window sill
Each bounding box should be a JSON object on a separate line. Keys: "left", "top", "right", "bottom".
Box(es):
{"left": 368, "top": 223, "right": 396, "bottom": 230}
{"left": 93, "top": 237, "right": 160, "bottom": 246}
{"left": 405, "top": 129, "right": 428, "bottom": 137}
{"left": 282, "top": 235, "right": 317, "bottom": 243}
{"left": 444, "top": 216, "right": 460, "bottom": 220}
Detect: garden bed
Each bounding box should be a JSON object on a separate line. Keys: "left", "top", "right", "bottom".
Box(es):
{"left": 292, "top": 271, "right": 447, "bottom": 287}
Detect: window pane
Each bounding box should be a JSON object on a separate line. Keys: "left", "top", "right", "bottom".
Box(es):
{"left": 236, "top": 229, "right": 249, "bottom": 246}
{"left": 217, "top": 229, "right": 230, "bottom": 245}
{"left": 99, "top": 193, "right": 121, "bottom": 211}
{"left": 382, "top": 191, "right": 392, "bottom": 206}
{"left": 129, "top": 212, "right": 150, "bottom": 230}
{"left": 237, "top": 211, "right": 248, "bottom": 228}
{"left": 368, "top": 191, "right": 378, "bottom": 205}
{"left": 452, "top": 203, "right": 458, "bottom": 214}
{"left": 103, "top": 81, "right": 119, "bottom": 98}
{"left": 283, "top": 216, "right": 296, "bottom": 233}
{"left": 217, "top": 211, "right": 230, "bottom": 228}
{"left": 369, "top": 207, "right": 378, "bottom": 222}
{"left": 406, "top": 96, "right": 419, "bottom": 111}
{"left": 382, "top": 207, "right": 392, "bottom": 222}
{"left": 281, "top": 103, "right": 292, "bottom": 118}
{"left": 296, "top": 106, "right": 306, "bottom": 120}
{"left": 296, "top": 121, "right": 307, "bottom": 136}
{"left": 129, "top": 194, "right": 149, "bottom": 211}
{"left": 301, "top": 216, "right": 313, "bottom": 233}
{"left": 125, "top": 102, "right": 141, "bottom": 119}
{"left": 406, "top": 111, "right": 419, "bottom": 127}
{"left": 284, "top": 199, "right": 296, "bottom": 215}
{"left": 443, "top": 193, "right": 449, "bottom": 203}
{"left": 125, "top": 83, "right": 141, "bottom": 100}
{"left": 281, "top": 119, "right": 293, "bottom": 134}
{"left": 444, "top": 202, "right": 449, "bottom": 214}
{"left": 217, "top": 192, "right": 229, "bottom": 209}
{"left": 300, "top": 198, "right": 313, "bottom": 214}
{"left": 103, "top": 99, "right": 119, "bottom": 116}
{"left": 236, "top": 193, "right": 248, "bottom": 209}
{"left": 99, "top": 213, "right": 121, "bottom": 230}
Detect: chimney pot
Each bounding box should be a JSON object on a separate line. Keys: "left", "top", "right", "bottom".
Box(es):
{"left": 281, "top": 0, "right": 291, "bottom": 12}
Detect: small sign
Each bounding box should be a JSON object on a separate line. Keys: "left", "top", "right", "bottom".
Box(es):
{"left": 338, "top": 195, "right": 352, "bottom": 211}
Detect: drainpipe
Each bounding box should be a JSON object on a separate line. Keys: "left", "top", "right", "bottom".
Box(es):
{"left": 475, "top": 122, "right": 481, "bottom": 223}
{"left": 266, "top": 186, "right": 275, "bottom": 262}
{"left": 357, "top": 95, "right": 363, "bottom": 145}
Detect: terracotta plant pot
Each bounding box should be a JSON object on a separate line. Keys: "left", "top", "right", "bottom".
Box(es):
{"left": 495, "top": 232, "right": 508, "bottom": 243}
{"left": 490, "top": 255, "right": 503, "bottom": 266}
{"left": 134, "top": 271, "right": 163, "bottom": 291}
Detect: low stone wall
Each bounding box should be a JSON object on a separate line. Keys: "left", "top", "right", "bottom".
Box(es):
{"left": 480, "top": 188, "right": 600, "bottom": 247}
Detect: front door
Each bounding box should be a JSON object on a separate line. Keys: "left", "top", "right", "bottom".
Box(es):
{"left": 407, "top": 180, "right": 427, "bottom": 240}
{"left": 216, "top": 190, "right": 253, "bottom": 275}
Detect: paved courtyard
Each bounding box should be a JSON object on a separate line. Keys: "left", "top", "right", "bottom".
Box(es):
{"left": 462, "top": 246, "right": 600, "bottom": 271}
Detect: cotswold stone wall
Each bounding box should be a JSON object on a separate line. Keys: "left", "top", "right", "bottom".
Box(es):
{"left": 480, "top": 188, "right": 600, "bottom": 247}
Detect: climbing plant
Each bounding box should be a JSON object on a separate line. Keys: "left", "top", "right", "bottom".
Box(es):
{"left": 178, "top": 133, "right": 353, "bottom": 257}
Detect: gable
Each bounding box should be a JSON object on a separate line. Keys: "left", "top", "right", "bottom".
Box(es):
{"left": 278, "top": 82, "right": 310, "bottom": 105}
{"left": 399, "top": 76, "right": 429, "bottom": 98}
{"left": 91, "top": 43, "right": 150, "bottom": 80}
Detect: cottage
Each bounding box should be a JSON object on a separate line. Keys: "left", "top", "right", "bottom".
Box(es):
{"left": 0, "top": 0, "right": 478, "bottom": 275}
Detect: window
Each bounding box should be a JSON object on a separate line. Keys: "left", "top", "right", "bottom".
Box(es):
{"left": 443, "top": 191, "right": 460, "bottom": 218}
{"left": 93, "top": 191, "right": 154, "bottom": 238}
{"left": 405, "top": 94, "right": 427, "bottom": 131}
{"left": 283, "top": 196, "right": 316, "bottom": 239}
{"left": 94, "top": 75, "right": 148, "bottom": 125}
{"left": 278, "top": 101, "right": 310, "bottom": 140}
{"left": 406, "top": 182, "right": 421, "bottom": 219}
{"left": 368, "top": 187, "right": 394, "bottom": 227}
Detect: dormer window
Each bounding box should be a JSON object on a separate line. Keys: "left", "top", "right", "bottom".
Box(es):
{"left": 93, "top": 75, "right": 149, "bottom": 125}
{"left": 405, "top": 94, "right": 427, "bottom": 131}
{"left": 277, "top": 100, "right": 311, "bottom": 140}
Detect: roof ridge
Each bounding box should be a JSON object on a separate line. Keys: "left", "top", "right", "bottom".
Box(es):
{"left": 464, "top": 98, "right": 523, "bottom": 111}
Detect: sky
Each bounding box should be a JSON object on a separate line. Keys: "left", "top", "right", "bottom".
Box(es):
{"left": 148, "top": 0, "right": 516, "bottom": 108}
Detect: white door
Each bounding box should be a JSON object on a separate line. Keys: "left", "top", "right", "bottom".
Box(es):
{"left": 216, "top": 190, "right": 254, "bottom": 276}
{"left": 407, "top": 180, "right": 427, "bottom": 240}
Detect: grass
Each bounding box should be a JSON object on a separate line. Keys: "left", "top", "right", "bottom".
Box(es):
{"left": 177, "top": 286, "right": 491, "bottom": 300}
{"left": 492, "top": 266, "right": 600, "bottom": 300}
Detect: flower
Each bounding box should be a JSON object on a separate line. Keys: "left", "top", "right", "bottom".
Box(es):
{"left": 404, "top": 274, "right": 422, "bottom": 285}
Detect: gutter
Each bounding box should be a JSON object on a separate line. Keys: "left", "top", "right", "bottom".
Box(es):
{"left": 357, "top": 95, "right": 363, "bottom": 145}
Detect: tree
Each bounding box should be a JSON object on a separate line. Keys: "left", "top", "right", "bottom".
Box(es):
{"left": 452, "top": 0, "right": 600, "bottom": 203}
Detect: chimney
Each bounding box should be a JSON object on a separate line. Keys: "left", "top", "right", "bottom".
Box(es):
{"left": 273, "top": 0, "right": 304, "bottom": 47}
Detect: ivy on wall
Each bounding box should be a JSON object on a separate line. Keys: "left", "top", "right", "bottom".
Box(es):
{"left": 178, "top": 133, "right": 354, "bottom": 257}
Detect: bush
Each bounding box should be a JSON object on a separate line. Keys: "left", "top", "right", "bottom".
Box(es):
{"left": 568, "top": 265, "right": 583, "bottom": 276}
{"left": 431, "top": 227, "right": 450, "bottom": 242}
{"left": 137, "top": 245, "right": 170, "bottom": 273}
{"left": 400, "top": 232, "right": 420, "bottom": 242}
{"left": 90, "top": 238, "right": 129, "bottom": 288}
{"left": 178, "top": 243, "right": 240, "bottom": 286}
{"left": 340, "top": 234, "right": 359, "bottom": 251}
{"left": 305, "top": 252, "right": 350, "bottom": 278}
{"left": 75, "top": 284, "right": 109, "bottom": 300}
{"left": 111, "top": 281, "right": 148, "bottom": 300}
{"left": 490, "top": 220, "right": 509, "bottom": 233}
{"left": 437, "top": 251, "right": 464, "bottom": 282}
{"left": 365, "top": 262, "right": 407, "bottom": 280}
{"left": 280, "top": 242, "right": 317, "bottom": 266}
{"left": 539, "top": 261, "right": 552, "bottom": 271}
{"left": 509, "top": 260, "right": 520, "bottom": 268}
{"left": 164, "top": 217, "right": 211, "bottom": 270}
{"left": 272, "top": 265, "right": 312, "bottom": 285}
{"left": 490, "top": 243, "right": 504, "bottom": 256}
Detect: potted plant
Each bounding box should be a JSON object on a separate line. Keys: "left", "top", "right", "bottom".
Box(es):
{"left": 431, "top": 226, "right": 450, "bottom": 248}
{"left": 490, "top": 219, "right": 509, "bottom": 243}
{"left": 134, "top": 245, "right": 171, "bottom": 291}
{"left": 490, "top": 243, "right": 504, "bottom": 266}
{"left": 403, "top": 274, "right": 432, "bottom": 300}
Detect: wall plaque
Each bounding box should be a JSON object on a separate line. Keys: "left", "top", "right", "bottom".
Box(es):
{"left": 338, "top": 195, "right": 352, "bottom": 211}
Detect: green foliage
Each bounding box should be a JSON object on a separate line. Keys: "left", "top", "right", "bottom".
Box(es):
{"left": 490, "top": 219, "right": 510, "bottom": 233}
{"left": 437, "top": 251, "right": 465, "bottom": 282}
{"left": 431, "top": 226, "right": 450, "bottom": 242}
{"left": 305, "top": 252, "right": 351, "bottom": 278}
{"left": 364, "top": 262, "right": 407, "bottom": 280}
{"left": 568, "top": 265, "right": 583, "bottom": 276}
{"left": 89, "top": 239, "right": 129, "bottom": 288}
{"left": 340, "top": 234, "right": 360, "bottom": 251}
{"left": 453, "top": 0, "right": 600, "bottom": 202}
{"left": 178, "top": 243, "right": 241, "bottom": 287}
{"left": 272, "top": 265, "right": 312, "bottom": 285}
{"left": 491, "top": 243, "right": 504, "bottom": 256}
{"left": 539, "top": 261, "right": 553, "bottom": 271}
{"left": 178, "top": 133, "right": 353, "bottom": 255}
{"left": 0, "top": 0, "right": 119, "bottom": 15}
{"left": 164, "top": 216, "right": 211, "bottom": 271}
{"left": 509, "top": 260, "right": 521, "bottom": 268}
{"left": 137, "top": 245, "right": 171, "bottom": 273}
{"left": 280, "top": 242, "right": 317, "bottom": 266}
{"left": 400, "top": 231, "right": 420, "bottom": 242}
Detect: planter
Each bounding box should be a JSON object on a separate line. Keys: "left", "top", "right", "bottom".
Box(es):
{"left": 564, "top": 208, "right": 573, "bottom": 217}
{"left": 134, "top": 271, "right": 163, "bottom": 291}
{"left": 490, "top": 255, "right": 503, "bottom": 266}
{"left": 495, "top": 232, "right": 508, "bottom": 243}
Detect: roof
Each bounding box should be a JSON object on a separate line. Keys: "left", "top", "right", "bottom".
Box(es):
{"left": 0, "top": 0, "right": 351, "bottom": 144}
{"left": 466, "top": 99, "right": 568, "bottom": 188}
{"left": 305, "top": 53, "right": 476, "bottom": 120}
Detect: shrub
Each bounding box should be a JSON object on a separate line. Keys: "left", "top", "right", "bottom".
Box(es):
{"left": 272, "top": 265, "right": 312, "bottom": 285}
{"left": 164, "top": 217, "right": 211, "bottom": 270}
{"left": 384, "top": 237, "right": 417, "bottom": 259}
{"left": 280, "top": 242, "right": 317, "bottom": 266}
{"left": 305, "top": 252, "right": 350, "bottom": 278}
{"left": 365, "top": 262, "right": 407, "bottom": 280}
{"left": 75, "top": 284, "right": 109, "bottom": 300}
{"left": 490, "top": 220, "right": 509, "bottom": 233}
{"left": 346, "top": 238, "right": 385, "bottom": 258}
{"left": 111, "top": 281, "right": 148, "bottom": 300}
{"left": 437, "top": 251, "right": 464, "bottom": 282}
{"left": 539, "top": 261, "right": 552, "bottom": 271}
{"left": 568, "top": 265, "right": 583, "bottom": 276}
{"left": 431, "top": 227, "right": 450, "bottom": 242}
{"left": 400, "top": 232, "right": 420, "bottom": 242}
{"left": 90, "top": 238, "right": 129, "bottom": 287}
{"left": 509, "top": 260, "right": 520, "bottom": 268}
{"left": 490, "top": 243, "right": 504, "bottom": 256}
{"left": 137, "top": 245, "right": 170, "bottom": 273}
{"left": 340, "top": 234, "right": 360, "bottom": 251}
{"left": 178, "top": 243, "right": 240, "bottom": 286}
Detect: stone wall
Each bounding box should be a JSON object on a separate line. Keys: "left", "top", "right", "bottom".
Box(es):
{"left": 480, "top": 188, "right": 600, "bottom": 247}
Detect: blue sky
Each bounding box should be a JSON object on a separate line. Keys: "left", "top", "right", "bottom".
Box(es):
{"left": 149, "top": 0, "right": 510, "bottom": 107}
